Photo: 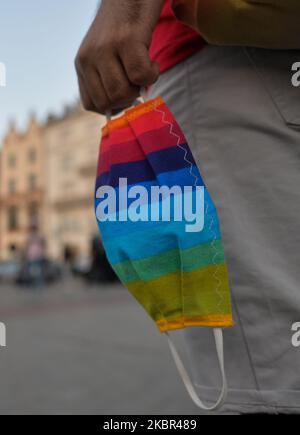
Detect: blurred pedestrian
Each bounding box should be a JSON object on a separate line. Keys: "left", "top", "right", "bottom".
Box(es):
{"left": 88, "top": 235, "right": 117, "bottom": 284}
{"left": 24, "top": 222, "right": 47, "bottom": 288}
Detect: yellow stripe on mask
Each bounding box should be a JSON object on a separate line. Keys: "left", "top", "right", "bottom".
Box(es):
{"left": 128, "top": 263, "right": 233, "bottom": 332}
{"left": 157, "top": 314, "right": 234, "bottom": 333}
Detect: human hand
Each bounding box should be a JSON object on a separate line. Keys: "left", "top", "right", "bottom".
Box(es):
{"left": 75, "top": 0, "right": 165, "bottom": 115}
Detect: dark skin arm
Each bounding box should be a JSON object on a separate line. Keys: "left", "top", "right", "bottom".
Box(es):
{"left": 75, "top": 0, "right": 165, "bottom": 115}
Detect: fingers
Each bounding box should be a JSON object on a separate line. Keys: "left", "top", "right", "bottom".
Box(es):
{"left": 77, "top": 71, "right": 97, "bottom": 113}
{"left": 75, "top": 33, "right": 160, "bottom": 115}
{"left": 120, "top": 41, "right": 160, "bottom": 88}
{"left": 76, "top": 48, "right": 139, "bottom": 115}
{"left": 75, "top": 0, "right": 164, "bottom": 114}
{"left": 98, "top": 51, "right": 140, "bottom": 110}
{"left": 81, "top": 66, "right": 111, "bottom": 114}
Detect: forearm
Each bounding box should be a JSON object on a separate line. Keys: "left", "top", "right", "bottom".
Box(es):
{"left": 99, "top": 0, "right": 165, "bottom": 34}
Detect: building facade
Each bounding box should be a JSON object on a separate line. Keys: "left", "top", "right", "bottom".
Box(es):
{"left": 44, "top": 105, "right": 105, "bottom": 261}
{"left": 0, "top": 104, "right": 105, "bottom": 262}
{"left": 0, "top": 117, "right": 45, "bottom": 260}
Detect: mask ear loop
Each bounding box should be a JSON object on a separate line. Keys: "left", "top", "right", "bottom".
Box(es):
{"left": 105, "top": 88, "right": 146, "bottom": 122}
{"left": 106, "top": 110, "right": 112, "bottom": 123}
{"left": 165, "top": 328, "right": 228, "bottom": 412}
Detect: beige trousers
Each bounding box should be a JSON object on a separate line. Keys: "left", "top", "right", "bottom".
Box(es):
{"left": 149, "top": 46, "right": 300, "bottom": 414}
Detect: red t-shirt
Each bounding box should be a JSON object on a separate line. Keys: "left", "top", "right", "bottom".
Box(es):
{"left": 150, "top": 0, "right": 205, "bottom": 74}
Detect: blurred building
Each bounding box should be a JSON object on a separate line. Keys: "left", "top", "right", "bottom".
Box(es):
{"left": 0, "top": 153, "right": 2, "bottom": 257}
{"left": 0, "top": 104, "right": 105, "bottom": 262}
{"left": 44, "top": 104, "right": 105, "bottom": 261}
{"left": 0, "top": 116, "right": 45, "bottom": 260}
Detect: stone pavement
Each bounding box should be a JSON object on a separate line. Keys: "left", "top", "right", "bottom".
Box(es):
{"left": 0, "top": 277, "right": 200, "bottom": 415}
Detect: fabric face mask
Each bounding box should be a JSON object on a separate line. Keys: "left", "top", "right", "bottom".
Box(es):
{"left": 95, "top": 96, "right": 234, "bottom": 411}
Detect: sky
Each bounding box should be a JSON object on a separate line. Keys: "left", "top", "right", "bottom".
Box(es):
{"left": 0, "top": 0, "right": 99, "bottom": 143}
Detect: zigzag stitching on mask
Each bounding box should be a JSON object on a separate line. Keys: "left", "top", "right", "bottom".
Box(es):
{"left": 154, "top": 106, "right": 199, "bottom": 187}
{"left": 207, "top": 204, "right": 224, "bottom": 314}
{"left": 154, "top": 105, "right": 224, "bottom": 315}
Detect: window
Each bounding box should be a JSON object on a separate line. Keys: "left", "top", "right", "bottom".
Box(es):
{"left": 28, "top": 148, "right": 37, "bottom": 163}
{"left": 8, "top": 179, "right": 16, "bottom": 194}
{"left": 9, "top": 244, "right": 18, "bottom": 255}
{"left": 8, "top": 154, "right": 16, "bottom": 168}
{"left": 7, "top": 207, "right": 19, "bottom": 231}
{"left": 60, "top": 153, "right": 73, "bottom": 171}
{"left": 28, "top": 174, "right": 37, "bottom": 191}
{"left": 28, "top": 203, "right": 38, "bottom": 227}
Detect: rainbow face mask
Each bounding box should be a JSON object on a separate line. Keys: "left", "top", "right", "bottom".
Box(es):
{"left": 95, "top": 96, "right": 234, "bottom": 411}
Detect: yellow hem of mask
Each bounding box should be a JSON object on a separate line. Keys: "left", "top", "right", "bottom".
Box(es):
{"left": 156, "top": 315, "right": 234, "bottom": 333}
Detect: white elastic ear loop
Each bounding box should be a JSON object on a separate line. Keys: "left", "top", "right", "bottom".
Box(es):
{"left": 165, "top": 328, "right": 228, "bottom": 412}
{"left": 106, "top": 110, "right": 112, "bottom": 123}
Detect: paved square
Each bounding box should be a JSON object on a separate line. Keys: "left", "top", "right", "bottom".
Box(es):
{"left": 0, "top": 278, "right": 199, "bottom": 415}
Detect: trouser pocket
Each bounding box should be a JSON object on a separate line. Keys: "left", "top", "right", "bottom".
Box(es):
{"left": 246, "top": 48, "right": 300, "bottom": 128}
